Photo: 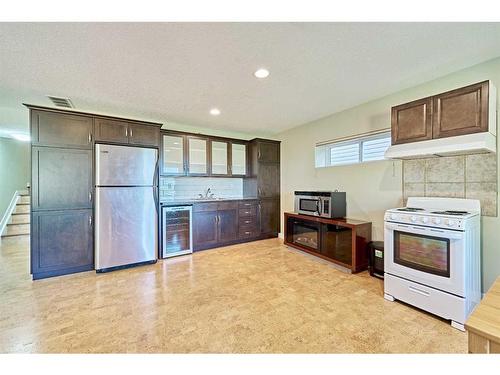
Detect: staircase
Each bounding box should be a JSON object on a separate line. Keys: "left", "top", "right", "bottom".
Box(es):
{"left": 1, "top": 194, "right": 30, "bottom": 238}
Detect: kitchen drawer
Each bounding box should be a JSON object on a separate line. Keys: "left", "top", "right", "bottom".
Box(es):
{"left": 239, "top": 227, "right": 259, "bottom": 239}
{"left": 384, "top": 273, "right": 464, "bottom": 324}
{"left": 217, "top": 201, "right": 239, "bottom": 210}
{"left": 239, "top": 207, "right": 257, "bottom": 217}
{"left": 193, "top": 202, "right": 219, "bottom": 212}
{"left": 239, "top": 200, "right": 258, "bottom": 209}
{"left": 239, "top": 216, "right": 257, "bottom": 227}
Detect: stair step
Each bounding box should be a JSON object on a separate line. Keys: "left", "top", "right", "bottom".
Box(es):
{"left": 13, "top": 205, "right": 30, "bottom": 214}
{"left": 2, "top": 224, "right": 30, "bottom": 237}
{"left": 10, "top": 214, "right": 30, "bottom": 224}
{"left": 19, "top": 196, "right": 30, "bottom": 204}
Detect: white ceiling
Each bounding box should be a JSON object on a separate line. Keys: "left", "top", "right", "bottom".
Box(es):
{"left": 1, "top": 22, "right": 500, "bottom": 138}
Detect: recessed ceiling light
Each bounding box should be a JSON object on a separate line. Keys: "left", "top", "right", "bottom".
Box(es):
{"left": 210, "top": 108, "right": 221, "bottom": 116}
{"left": 254, "top": 68, "right": 270, "bottom": 79}
{"left": 11, "top": 133, "right": 30, "bottom": 142}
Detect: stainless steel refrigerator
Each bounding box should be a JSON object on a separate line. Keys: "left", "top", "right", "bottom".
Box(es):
{"left": 95, "top": 144, "right": 158, "bottom": 271}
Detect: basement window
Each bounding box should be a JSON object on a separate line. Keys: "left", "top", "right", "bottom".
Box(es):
{"left": 315, "top": 131, "right": 391, "bottom": 168}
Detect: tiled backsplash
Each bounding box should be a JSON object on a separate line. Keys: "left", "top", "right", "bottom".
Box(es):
{"left": 403, "top": 153, "right": 498, "bottom": 216}
{"left": 159, "top": 177, "right": 243, "bottom": 201}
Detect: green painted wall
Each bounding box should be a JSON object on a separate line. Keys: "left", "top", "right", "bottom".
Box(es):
{"left": 278, "top": 56, "right": 500, "bottom": 292}
{"left": 0, "top": 137, "right": 30, "bottom": 220}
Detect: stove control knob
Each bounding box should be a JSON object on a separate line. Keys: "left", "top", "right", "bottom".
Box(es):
{"left": 421, "top": 217, "right": 429, "bottom": 224}
{"left": 411, "top": 216, "right": 417, "bottom": 222}
{"left": 433, "top": 217, "right": 442, "bottom": 225}
{"left": 447, "top": 219, "right": 456, "bottom": 227}
{"left": 390, "top": 213, "right": 397, "bottom": 220}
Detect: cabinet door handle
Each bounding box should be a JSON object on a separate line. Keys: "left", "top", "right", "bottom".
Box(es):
{"left": 125, "top": 127, "right": 128, "bottom": 137}
{"left": 88, "top": 191, "right": 92, "bottom": 203}
{"left": 130, "top": 128, "right": 133, "bottom": 138}
{"left": 258, "top": 188, "right": 262, "bottom": 196}
{"left": 257, "top": 150, "right": 261, "bottom": 159}
{"left": 88, "top": 133, "right": 92, "bottom": 143}
{"left": 89, "top": 215, "right": 92, "bottom": 227}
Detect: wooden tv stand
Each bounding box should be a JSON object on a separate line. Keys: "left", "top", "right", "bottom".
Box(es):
{"left": 284, "top": 212, "right": 372, "bottom": 273}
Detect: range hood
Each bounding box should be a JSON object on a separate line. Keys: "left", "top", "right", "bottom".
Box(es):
{"left": 385, "top": 132, "right": 497, "bottom": 159}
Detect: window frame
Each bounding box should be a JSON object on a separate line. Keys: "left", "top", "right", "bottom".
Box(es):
{"left": 315, "top": 131, "right": 391, "bottom": 168}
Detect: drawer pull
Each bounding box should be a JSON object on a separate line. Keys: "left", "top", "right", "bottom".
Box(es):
{"left": 245, "top": 231, "right": 250, "bottom": 235}
{"left": 245, "top": 220, "right": 250, "bottom": 224}
{"left": 408, "top": 286, "right": 430, "bottom": 297}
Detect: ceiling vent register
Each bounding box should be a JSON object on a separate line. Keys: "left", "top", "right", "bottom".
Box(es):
{"left": 47, "top": 96, "right": 74, "bottom": 108}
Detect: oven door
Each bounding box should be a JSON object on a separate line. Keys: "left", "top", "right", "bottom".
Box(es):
{"left": 295, "top": 196, "right": 322, "bottom": 216}
{"left": 384, "top": 222, "right": 465, "bottom": 297}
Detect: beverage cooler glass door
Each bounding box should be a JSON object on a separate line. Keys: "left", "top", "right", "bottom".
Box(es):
{"left": 384, "top": 222, "right": 465, "bottom": 296}
{"left": 162, "top": 206, "right": 193, "bottom": 258}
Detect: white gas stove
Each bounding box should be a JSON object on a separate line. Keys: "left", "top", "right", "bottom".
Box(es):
{"left": 384, "top": 197, "right": 481, "bottom": 331}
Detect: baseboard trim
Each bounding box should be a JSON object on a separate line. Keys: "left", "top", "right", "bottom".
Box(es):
{"left": 0, "top": 191, "right": 21, "bottom": 238}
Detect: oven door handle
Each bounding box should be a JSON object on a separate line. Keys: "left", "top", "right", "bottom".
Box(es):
{"left": 385, "top": 222, "right": 464, "bottom": 239}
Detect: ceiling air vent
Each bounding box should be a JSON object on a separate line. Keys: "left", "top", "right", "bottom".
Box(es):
{"left": 47, "top": 96, "right": 74, "bottom": 108}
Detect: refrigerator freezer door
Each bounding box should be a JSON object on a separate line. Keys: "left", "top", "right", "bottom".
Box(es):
{"left": 96, "top": 144, "right": 158, "bottom": 186}
{"left": 95, "top": 186, "right": 158, "bottom": 270}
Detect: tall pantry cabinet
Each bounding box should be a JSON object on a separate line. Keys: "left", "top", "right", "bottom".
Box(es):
{"left": 29, "top": 107, "right": 95, "bottom": 279}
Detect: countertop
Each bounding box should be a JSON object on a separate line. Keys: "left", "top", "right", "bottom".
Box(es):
{"left": 465, "top": 276, "right": 500, "bottom": 343}
{"left": 160, "top": 197, "right": 259, "bottom": 206}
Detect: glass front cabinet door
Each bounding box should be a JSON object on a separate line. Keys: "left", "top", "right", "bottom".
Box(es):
{"left": 211, "top": 141, "right": 229, "bottom": 175}
{"left": 188, "top": 137, "right": 208, "bottom": 175}
{"left": 231, "top": 143, "right": 247, "bottom": 176}
{"left": 162, "top": 134, "right": 185, "bottom": 175}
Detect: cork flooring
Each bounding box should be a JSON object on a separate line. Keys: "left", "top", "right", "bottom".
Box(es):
{"left": 0, "top": 235, "right": 466, "bottom": 353}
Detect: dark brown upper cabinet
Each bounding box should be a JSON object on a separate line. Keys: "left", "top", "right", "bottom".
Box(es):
{"left": 95, "top": 118, "right": 160, "bottom": 147}
{"left": 31, "top": 110, "right": 93, "bottom": 149}
{"left": 31, "top": 147, "right": 93, "bottom": 211}
{"left": 95, "top": 118, "right": 129, "bottom": 144}
{"left": 257, "top": 163, "right": 280, "bottom": 198}
{"left": 230, "top": 142, "right": 247, "bottom": 176}
{"left": 160, "top": 130, "right": 250, "bottom": 177}
{"left": 210, "top": 140, "right": 230, "bottom": 176}
{"left": 187, "top": 136, "right": 209, "bottom": 176}
{"left": 391, "top": 98, "right": 433, "bottom": 145}
{"left": 161, "top": 133, "right": 186, "bottom": 176}
{"left": 391, "top": 80, "right": 493, "bottom": 145}
{"left": 129, "top": 123, "right": 161, "bottom": 147}
{"left": 257, "top": 140, "right": 280, "bottom": 163}
{"left": 433, "top": 81, "right": 489, "bottom": 139}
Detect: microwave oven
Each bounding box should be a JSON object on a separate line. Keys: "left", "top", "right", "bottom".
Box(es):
{"left": 294, "top": 191, "right": 346, "bottom": 218}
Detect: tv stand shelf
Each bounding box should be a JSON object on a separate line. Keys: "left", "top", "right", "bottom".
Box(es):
{"left": 284, "top": 212, "right": 372, "bottom": 273}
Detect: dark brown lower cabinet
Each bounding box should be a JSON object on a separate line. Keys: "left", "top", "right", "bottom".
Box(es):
{"left": 284, "top": 212, "right": 371, "bottom": 273}
{"left": 259, "top": 198, "right": 280, "bottom": 236}
{"left": 218, "top": 208, "right": 238, "bottom": 243}
{"left": 193, "top": 209, "right": 219, "bottom": 249}
{"left": 193, "top": 199, "right": 279, "bottom": 251}
{"left": 31, "top": 209, "right": 94, "bottom": 280}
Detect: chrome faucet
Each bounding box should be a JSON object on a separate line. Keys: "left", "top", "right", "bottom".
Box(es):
{"left": 198, "top": 187, "right": 214, "bottom": 199}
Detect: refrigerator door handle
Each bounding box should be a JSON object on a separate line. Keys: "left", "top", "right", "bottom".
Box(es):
{"left": 153, "top": 153, "right": 159, "bottom": 187}
{"left": 153, "top": 187, "right": 159, "bottom": 214}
